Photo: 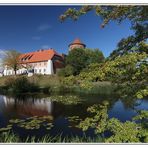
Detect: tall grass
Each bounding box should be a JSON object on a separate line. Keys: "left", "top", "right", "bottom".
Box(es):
{"left": 0, "top": 132, "right": 103, "bottom": 143}
{"left": 61, "top": 81, "right": 115, "bottom": 95}
{"left": 0, "top": 132, "right": 19, "bottom": 143}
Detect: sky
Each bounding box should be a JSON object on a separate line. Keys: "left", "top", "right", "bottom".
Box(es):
{"left": 0, "top": 6, "right": 135, "bottom": 59}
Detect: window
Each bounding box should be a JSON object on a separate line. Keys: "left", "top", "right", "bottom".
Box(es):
{"left": 44, "top": 69, "right": 46, "bottom": 72}
{"left": 39, "top": 69, "right": 41, "bottom": 73}
{"left": 28, "top": 54, "right": 33, "bottom": 60}
{"left": 34, "top": 69, "right": 37, "bottom": 73}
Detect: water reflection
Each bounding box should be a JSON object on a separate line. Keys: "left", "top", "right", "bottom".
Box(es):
{"left": 0, "top": 94, "right": 148, "bottom": 139}
{"left": 0, "top": 94, "right": 147, "bottom": 122}
{"left": 0, "top": 95, "right": 54, "bottom": 117}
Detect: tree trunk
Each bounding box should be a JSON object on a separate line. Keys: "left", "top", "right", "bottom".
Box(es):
{"left": 14, "top": 69, "right": 16, "bottom": 75}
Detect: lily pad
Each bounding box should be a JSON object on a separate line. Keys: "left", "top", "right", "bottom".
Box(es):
{"left": 9, "top": 119, "right": 24, "bottom": 124}
{"left": 0, "top": 127, "right": 12, "bottom": 132}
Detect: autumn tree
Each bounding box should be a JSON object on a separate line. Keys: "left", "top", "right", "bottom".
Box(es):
{"left": 3, "top": 50, "right": 21, "bottom": 75}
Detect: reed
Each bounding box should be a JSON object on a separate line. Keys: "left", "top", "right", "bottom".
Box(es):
{"left": 0, "top": 131, "right": 103, "bottom": 143}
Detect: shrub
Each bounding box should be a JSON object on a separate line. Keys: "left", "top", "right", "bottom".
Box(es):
{"left": 4, "top": 76, "right": 38, "bottom": 93}
{"left": 4, "top": 77, "right": 16, "bottom": 88}
{"left": 58, "top": 65, "right": 74, "bottom": 77}
{"left": 57, "top": 68, "right": 66, "bottom": 77}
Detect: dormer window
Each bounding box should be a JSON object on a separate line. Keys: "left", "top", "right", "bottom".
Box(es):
{"left": 28, "top": 54, "right": 33, "bottom": 60}
{"left": 21, "top": 54, "right": 33, "bottom": 61}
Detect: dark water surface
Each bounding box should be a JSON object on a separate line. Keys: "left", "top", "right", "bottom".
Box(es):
{"left": 0, "top": 93, "right": 148, "bottom": 139}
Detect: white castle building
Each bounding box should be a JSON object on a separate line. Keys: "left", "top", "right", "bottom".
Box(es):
{"left": 2, "top": 38, "right": 86, "bottom": 76}
{"left": 3, "top": 49, "right": 64, "bottom": 76}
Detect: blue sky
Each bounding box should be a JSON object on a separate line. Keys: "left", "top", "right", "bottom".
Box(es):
{"left": 0, "top": 6, "right": 134, "bottom": 58}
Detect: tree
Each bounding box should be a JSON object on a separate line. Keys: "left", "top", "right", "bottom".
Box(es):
{"left": 85, "top": 48, "right": 105, "bottom": 63}
{"left": 66, "top": 48, "right": 104, "bottom": 75}
{"left": 60, "top": 6, "right": 148, "bottom": 99}
{"left": 66, "top": 48, "right": 88, "bottom": 75}
{"left": 63, "top": 52, "right": 148, "bottom": 98}
{"left": 77, "top": 102, "right": 148, "bottom": 142}
{"left": 3, "top": 50, "right": 21, "bottom": 75}
{"left": 60, "top": 6, "right": 148, "bottom": 59}
{"left": 78, "top": 102, "right": 148, "bottom": 142}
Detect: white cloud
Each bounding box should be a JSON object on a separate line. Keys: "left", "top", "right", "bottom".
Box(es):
{"left": 0, "top": 49, "right": 6, "bottom": 57}
{"left": 0, "top": 49, "right": 7, "bottom": 68}
{"left": 32, "top": 36, "right": 41, "bottom": 40}
{"left": 0, "top": 59, "right": 2, "bottom": 68}
{"left": 0, "top": 49, "right": 7, "bottom": 60}
{"left": 41, "top": 45, "right": 50, "bottom": 49}
{"left": 38, "top": 24, "right": 51, "bottom": 31}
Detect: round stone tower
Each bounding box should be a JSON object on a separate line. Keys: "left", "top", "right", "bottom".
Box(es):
{"left": 68, "top": 38, "right": 86, "bottom": 52}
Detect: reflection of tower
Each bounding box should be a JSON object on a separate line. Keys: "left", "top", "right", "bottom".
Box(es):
{"left": 68, "top": 38, "right": 86, "bottom": 52}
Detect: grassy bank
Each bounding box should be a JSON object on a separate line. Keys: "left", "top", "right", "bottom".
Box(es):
{"left": 0, "top": 75, "right": 60, "bottom": 87}
{"left": 0, "top": 132, "right": 103, "bottom": 143}
{"left": 0, "top": 75, "right": 60, "bottom": 94}
{"left": 0, "top": 75, "right": 115, "bottom": 95}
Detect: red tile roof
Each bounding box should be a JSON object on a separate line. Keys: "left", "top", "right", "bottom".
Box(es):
{"left": 68, "top": 38, "right": 86, "bottom": 47}
{"left": 19, "top": 49, "right": 62, "bottom": 63}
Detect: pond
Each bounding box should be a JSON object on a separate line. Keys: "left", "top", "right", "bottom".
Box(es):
{"left": 0, "top": 93, "right": 148, "bottom": 140}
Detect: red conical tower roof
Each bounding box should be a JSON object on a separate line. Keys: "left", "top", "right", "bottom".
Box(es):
{"left": 68, "top": 38, "right": 86, "bottom": 48}
{"left": 73, "top": 38, "right": 83, "bottom": 44}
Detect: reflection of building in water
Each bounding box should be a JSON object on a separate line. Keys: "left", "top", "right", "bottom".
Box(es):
{"left": 1, "top": 96, "right": 54, "bottom": 117}
{"left": 0, "top": 95, "right": 8, "bottom": 113}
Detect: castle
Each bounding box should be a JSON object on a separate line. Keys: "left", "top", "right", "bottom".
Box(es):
{"left": 3, "top": 38, "right": 86, "bottom": 76}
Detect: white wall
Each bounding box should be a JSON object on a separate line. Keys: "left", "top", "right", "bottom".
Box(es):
{"left": 3, "top": 60, "right": 54, "bottom": 76}
{"left": 3, "top": 69, "right": 14, "bottom": 76}
{"left": 3, "top": 68, "right": 27, "bottom": 76}
{"left": 46, "top": 60, "right": 54, "bottom": 75}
